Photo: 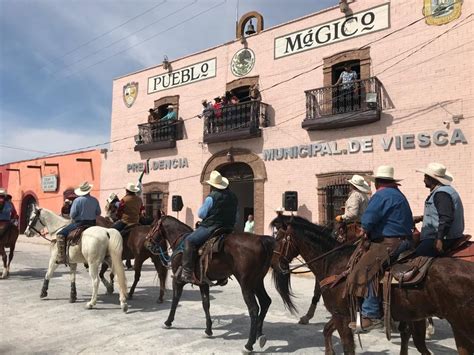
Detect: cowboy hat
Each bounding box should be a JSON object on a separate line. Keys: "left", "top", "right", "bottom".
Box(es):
{"left": 366, "top": 165, "right": 402, "bottom": 182}
{"left": 74, "top": 181, "right": 93, "bottom": 196}
{"left": 416, "top": 162, "right": 453, "bottom": 186}
{"left": 167, "top": 105, "right": 174, "bottom": 110}
{"left": 206, "top": 170, "right": 229, "bottom": 190}
{"left": 201, "top": 99, "right": 208, "bottom": 104}
{"left": 347, "top": 175, "right": 371, "bottom": 193}
{"left": 0, "top": 188, "right": 7, "bottom": 195}
{"left": 107, "top": 192, "right": 118, "bottom": 203}
{"left": 275, "top": 207, "right": 285, "bottom": 213}
{"left": 125, "top": 183, "right": 140, "bottom": 193}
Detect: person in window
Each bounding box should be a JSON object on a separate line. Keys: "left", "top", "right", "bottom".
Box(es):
{"left": 148, "top": 108, "right": 159, "bottom": 124}
{"left": 334, "top": 65, "right": 358, "bottom": 112}
{"left": 244, "top": 214, "right": 255, "bottom": 233}
{"left": 160, "top": 105, "right": 177, "bottom": 121}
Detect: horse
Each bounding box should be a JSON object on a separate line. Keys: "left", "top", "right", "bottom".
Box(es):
{"left": 146, "top": 215, "right": 283, "bottom": 353}
{"left": 271, "top": 215, "right": 474, "bottom": 355}
{"left": 24, "top": 206, "right": 128, "bottom": 312}
{"left": 0, "top": 223, "right": 19, "bottom": 278}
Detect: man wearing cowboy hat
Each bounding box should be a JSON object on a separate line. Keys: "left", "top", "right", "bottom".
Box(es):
{"left": 415, "top": 163, "right": 464, "bottom": 256}
{"left": 0, "top": 188, "right": 19, "bottom": 234}
{"left": 179, "top": 170, "right": 238, "bottom": 283}
{"left": 56, "top": 182, "right": 101, "bottom": 264}
{"left": 160, "top": 105, "right": 177, "bottom": 121}
{"left": 113, "top": 183, "right": 144, "bottom": 232}
{"left": 105, "top": 192, "right": 120, "bottom": 222}
{"left": 347, "top": 166, "right": 413, "bottom": 332}
{"left": 335, "top": 175, "right": 370, "bottom": 224}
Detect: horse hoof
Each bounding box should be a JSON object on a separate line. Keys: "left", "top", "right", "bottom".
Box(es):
{"left": 156, "top": 298, "right": 163, "bottom": 304}
{"left": 69, "top": 297, "right": 77, "bottom": 303}
{"left": 242, "top": 345, "right": 253, "bottom": 354}
{"left": 299, "top": 316, "right": 310, "bottom": 325}
{"left": 257, "top": 335, "right": 267, "bottom": 349}
{"left": 205, "top": 330, "right": 213, "bottom": 338}
{"left": 121, "top": 303, "right": 128, "bottom": 313}
{"left": 106, "top": 287, "right": 114, "bottom": 295}
{"left": 40, "top": 291, "right": 47, "bottom": 298}
{"left": 127, "top": 294, "right": 133, "bottom": 300}
{"left": 163, "top": 321, "right": 172, "bottom": 329}
{"left": 86, "top": 302, "right": 94, "bottom": 309}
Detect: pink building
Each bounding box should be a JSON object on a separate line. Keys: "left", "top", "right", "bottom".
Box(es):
{"left": 101, "top": 0, "right": 472, "bottom": 235}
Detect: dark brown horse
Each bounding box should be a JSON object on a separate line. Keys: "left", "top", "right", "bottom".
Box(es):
{"left": 96, "top": 216, "right": 168, "bottom": 303}
{"left": 271, "top": 215, "right": 474, "bottom": 355}
{"left": 0, "top": 223, "right": 19, "bottom": 279}
{"left": 146, "top": 215, "right": 281, "bottom": 353}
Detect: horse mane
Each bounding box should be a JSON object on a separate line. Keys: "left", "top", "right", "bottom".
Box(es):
{"left": 162, "top": 215, "right": 193, "bottom": 232}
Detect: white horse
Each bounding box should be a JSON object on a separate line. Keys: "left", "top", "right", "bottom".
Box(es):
{"left": 24, "top": 206, "right": 128, "bottom": 312}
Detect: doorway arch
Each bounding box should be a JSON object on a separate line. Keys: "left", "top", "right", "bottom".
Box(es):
{"left": 201, "top": 148, "right": 266, "bottom": 234}
{"left": 20, "top": 193, "right": 38, "bottom": 233}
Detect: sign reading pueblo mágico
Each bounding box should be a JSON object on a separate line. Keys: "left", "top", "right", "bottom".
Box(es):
{"left": 274, "top": 3, "right": 390, "bottom": 59}
{"left": 148, "top": 58, "right": 217, "bottom": 94}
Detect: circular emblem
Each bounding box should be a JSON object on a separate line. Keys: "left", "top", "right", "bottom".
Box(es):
{"left": 231, "top": 48, "right": 255, "bottom": 77}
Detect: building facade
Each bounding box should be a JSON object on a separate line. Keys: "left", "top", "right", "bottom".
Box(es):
{"left": 0, "top": 150, "right": 102, "bottom": 232}
{"left": 101, "top": 0, "right": 473, "bottom": 234}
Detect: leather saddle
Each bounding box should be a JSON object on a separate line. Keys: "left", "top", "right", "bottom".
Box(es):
{"left": 389, "top": 256, "right": 434, "bottom": 287}
{"left": 67, "top": 225, "right": 91, "bottom": 246}
{"left": 447, "top": 235, "right": 473, "bottom": 262}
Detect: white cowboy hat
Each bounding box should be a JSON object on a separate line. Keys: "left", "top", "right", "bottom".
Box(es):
{"left": 74, "top": 181, "right": 93, "bottom": 196}
{"left": 107, "top": 192, "right": 118, "bottom": 203}
{"left": 167, "top": 105, "right": 174, "bottom": 110}
{"left": 125, "top": 183, "right": 140, "bottom": 193}
{"left": 275, "top": 207, "right": 285, "bottom": 213}
{"left": 206, "top": 170, "right": 229, "bottom": 190}
{"left": 366, "top": 165, "right": 402, "bottom": 182}
{"left": 347, "top": 175, "right": 371, "bottom": 193}
{"left": 416, "top": 162, "right": 453, "bottom": 186}
{"left": 0, "top": 188, "right": 7, "bottom": 195}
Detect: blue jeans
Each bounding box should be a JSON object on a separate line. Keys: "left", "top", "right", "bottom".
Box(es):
{"left": 186, "top": 226, "right": 213, "bottom": 248}
{"left": 361, "top": 239, "right": 412, "bottom": 319}
{"left": 113, "top": 220, "right": 127, "bottom": 232}
{"left": 58, "top": 220, "right": 96, "bottom": 237}
{"left": 415, "top": 238, "right": 461, "bottom": 257}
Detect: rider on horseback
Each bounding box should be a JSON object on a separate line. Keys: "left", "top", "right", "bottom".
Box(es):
{"left": 335, "top": 175, "right": 370, "bottom": 224}
{"left": 179, "top": 170, "right": 238, "bottom": 283}
{"left": 415, "top": 163, "right": 465, "bottom": 256}
{"left": 105, "top": 192, "right": 120, "bottom": 222}
{"left": 0, "top": 188, "right": 19, "bottom": 236}
{"left": 346, "top": 166, "right": 413, "bottom": 332}
{"left": 56, "top": 182, "right": 101, "bottom": 264}
{"left": 112, "top": 183, "right": 143, "bottom": 232}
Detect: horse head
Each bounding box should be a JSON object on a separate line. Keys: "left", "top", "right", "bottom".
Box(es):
{"left": 146, "top": 215, "right": 192, "bottom": 249}
{"left": 24, "top": 205, "right": 43, "bottom": 238}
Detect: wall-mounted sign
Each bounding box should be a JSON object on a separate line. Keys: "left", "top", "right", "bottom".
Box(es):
{"left": 274, "top": 3, "right": 390, "bottom": 59}
{"left": 148, "top": 58, "right": 216, "bottom": 94}
{"left": 123, "top": 82, "right": 138, "bottom": 108}
{"left": 231, "top": 48, "right": 256, "bottom": 77}
{"left": 423, "top": 0, "right": 462, "bottom": 26}
{"left": 41, "top": 175, "right": 58, "bottom": 192}
{"left": 263, "top": 129, "right": 467, "bottom": 161}
{"left": 127, "top": 158, "right": 189, "bottom": 173}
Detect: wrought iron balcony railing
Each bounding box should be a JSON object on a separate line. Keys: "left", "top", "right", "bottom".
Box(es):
{"left": 134, "top": 119, "right": 183, "bottom": 151}
{"left": 303, "top": 76, "right": 384, "bottom": 130}
{"left": 203, "top": 100, "right": 269, "bottom": 144}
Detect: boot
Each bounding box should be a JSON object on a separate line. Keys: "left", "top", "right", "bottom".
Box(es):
{"left": 179, "top": 239, "right": 196, "bottom": 283}
{"left": 56, "top": 235, "right": 67, "bottom": 264}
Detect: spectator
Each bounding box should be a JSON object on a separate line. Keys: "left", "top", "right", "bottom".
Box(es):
{"left": 244, "top": 214, "right": 255, "bottom": 233}
{"left": 213, "top": 97, "right": 222, "bottom": 118}
{"left": 249, "top": 84, "right": 261, "bottom": 101}
{"left": 161, "top": 105, "right": 177, "bottom": 121}
{"left": 148, "top": 108, "right": 159, "bottom": 123}
{"left": 61, "top": 199, "right": 73, "bottom": 219}
{"left": 334, "top": 65, "right": 358, "bottom": 112}
{"left": 230, "top": 93, "right": 240, "bottom": 105}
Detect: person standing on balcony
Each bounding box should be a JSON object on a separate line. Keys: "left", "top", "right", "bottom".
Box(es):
{"left": 199, "top": 99, "right": 214, "bottom": 134}
{"left": 335, "top": 65, "right": 358, "bottom": 112}
{"left": 213, "top": 97, "right": 223, "bottom": 132}
{"left": 160, "top": 105, "right": 177, "bottom": 121}
{"left": 148, "top": 108, "right": 159, "bottom": 123}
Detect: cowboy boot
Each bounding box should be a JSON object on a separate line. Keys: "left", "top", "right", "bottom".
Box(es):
{"left": 56, "top": 235, "right": 67, "bottom": 264}
{"left": 179, "top": 239, "right": 196, "bottom": 283}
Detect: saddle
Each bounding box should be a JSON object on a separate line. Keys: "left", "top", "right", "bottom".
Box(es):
{"left": 66, "top": 225, "right": 91, "bottom": 246}
{"left": 447, "top": 235, "right": 473, "bottom": 262}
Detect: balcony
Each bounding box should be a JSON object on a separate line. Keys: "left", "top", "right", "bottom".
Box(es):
{"left": 134, "top": 119, "right": 183, "bottom": 152}
{"left": 302, "top": 77, "right": 384, "bottom": 131}
{"left": 203, "top": 101, "right": 269, "bottom": 144}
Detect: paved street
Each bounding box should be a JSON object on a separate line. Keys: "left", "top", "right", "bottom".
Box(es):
{"left": 0, "top": 238, "right": 457, "bottom": 354}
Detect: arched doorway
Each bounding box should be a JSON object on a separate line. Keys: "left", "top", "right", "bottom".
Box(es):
{"left": 218, "top": 163, "right": 254, "bottom": 232}
{"left": 20, "top": 194, "right": 37, "bottom": 233}
{"left": 201, "top": 148, "right": 266, "bottom": 234}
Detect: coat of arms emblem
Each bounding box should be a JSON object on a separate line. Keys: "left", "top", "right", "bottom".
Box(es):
{"left": 423, "top": 0, "right": 462, "bottom": 26}
{"left": 231, "top": 48, "right": 255, "bottom": 77}
{"left": 123, "top": 82, "right": 139, "bottom": 108}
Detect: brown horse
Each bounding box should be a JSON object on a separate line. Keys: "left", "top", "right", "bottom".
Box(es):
{"left": 271, "top": 215, "right": 474, "bottom": 355}
{"left": 96, "top": 216, "right": 168, "bottom": 303}
{"left": 0, "top": 223, "right": 19, "bottom": 279}
{"left": 146, "top": 215, "right": 281, "bottom": 353}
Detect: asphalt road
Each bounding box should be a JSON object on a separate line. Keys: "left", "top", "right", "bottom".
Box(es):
{"left": 0, "top": 238, "right": 457, "bottom": 354}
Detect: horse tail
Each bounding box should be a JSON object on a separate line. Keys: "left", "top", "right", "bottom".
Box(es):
{"left": 272, "top": 263, "right": 298, "bottom": 315}
{"left": 106, "top": 229, "right": 128, "bottom": 307}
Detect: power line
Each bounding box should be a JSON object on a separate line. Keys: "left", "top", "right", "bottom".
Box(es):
{"left": 0, "top": 144, "right": 52, "bottom": 154}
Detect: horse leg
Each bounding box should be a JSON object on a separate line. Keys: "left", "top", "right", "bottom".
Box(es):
{"left": 299, "top": 280, "right": 321, "bottom": 324}
{"left": 99, "top": 261, "right": 113, "bottom": 294}
{"left": 199, "top": 283, "right": 213, "bottom": 337}
{"left": 323, "top": 317, "right": 337, "bottom": 355}
{"left": 255, "top": 280, "right": 272, "bottom": 349}
{"left": 164, "top": 277, "right": 185, "bottom": 328}
{"left": 241, "top": 287, "right": 260, "bottom": 353}
{"left": 452, "top": 325, "right": 474, "bottom": 355}
{"left": 128, "top": 257, "right": 144, "bottom": 300}
{"left": 40, "top": 253, "right": 59, "bottom": 298}
{"left": 0, "top": 247, "right": 7, "bottom": 279}
{"left": 151, "top": 256, "right": 167, "bottom": 303}
{"left": 6, "top": 243, "right": 16, "bottom": 278}
{"left": 426, "top": 318, "right": 435, "bottom": 340}
{"left": 409, "top": 320, "right": 431, "bottom": 355}
{"left": 398, "top": 321, "right": 412, "bottom": 355}
{"left": 86, "top": 262, "right": 100, "bottom": 309}
{"left": 69, "top": 263, "right": 77, "bottom": 303}
{"left": 334, "top": 316, "right": 355, "bottom": 355}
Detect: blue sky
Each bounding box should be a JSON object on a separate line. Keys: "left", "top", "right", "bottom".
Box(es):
{"left": 0, "top": 0, "right": 338, "bottom": 164}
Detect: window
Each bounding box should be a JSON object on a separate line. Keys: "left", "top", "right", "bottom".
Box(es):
{"left": 143, "top": 191, "right": 163, "bottom": 219}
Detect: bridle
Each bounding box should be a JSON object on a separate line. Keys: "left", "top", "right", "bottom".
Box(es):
{"left": 145, "top": 216, "right": 171, "bottom": 267}
{"left": 26, "top": 208, "right": 47, "bottom": 235}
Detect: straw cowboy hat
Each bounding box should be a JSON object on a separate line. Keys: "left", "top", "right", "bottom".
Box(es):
{"left": 416, "top": 162, "right": 453, "bottom": 186}
{"left": 347, "top": 175, "right": 371, "bottom": 193}
{"left": 206, "top": 170, "right": 229, "bottom": 190}
{"left": 167, "top": 105, "right": 174, "bottom": 110}
{"left": 125, "top": 183, "right": 140, "bottom": 193}
{"left": 366, "top": 165, "right": 403, "bottom": 182}
{"left": 107, "top": 192, "right": 118, "bottom": 203}
{"left": 75, "top": 182, "right": 93, "bottom": 196}
{"left": 0, "top": 188, "right": 7, "bottom": 195}
{"left": 275, "top": 207, "right": 285, "bottom": 213}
